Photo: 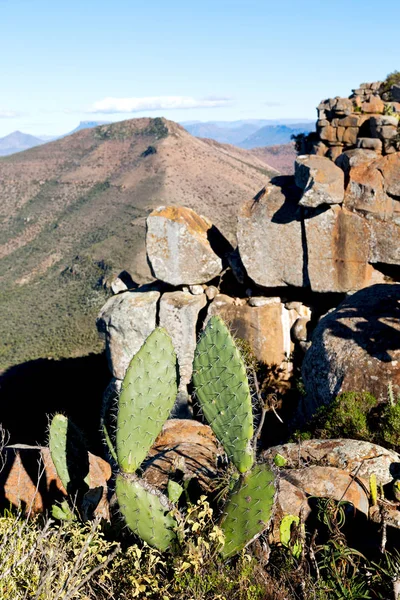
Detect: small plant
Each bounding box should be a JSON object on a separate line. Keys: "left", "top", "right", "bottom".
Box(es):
{"left": 294, "top": 391, "right": 378, "bottom": 442}
{"left": 291, "top": 131, "right": 318, "bottom": 154}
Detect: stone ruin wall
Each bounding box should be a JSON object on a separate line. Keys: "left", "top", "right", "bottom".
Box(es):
{"left": 310, "top": 80, "right": 400, "bottom": 160}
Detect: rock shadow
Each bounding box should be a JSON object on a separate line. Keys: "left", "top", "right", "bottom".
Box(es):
{"left": 318, "top": 284, "right": 400, "bottom": 363}
{"left": 0, "top": 353, "right": 110, "bottom": 453}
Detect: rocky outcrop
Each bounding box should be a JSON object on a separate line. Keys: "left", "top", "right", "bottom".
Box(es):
{"left": 315, "top": 81, "right": 399, "bottom": 161}
{"left": 142, "top": 420, "right": 222, "bottom": 493}
{"left": 146, "top": 206, "right": 228, "bottom": 285}
{"left": 303, "top": 205, "right": 383, "bottom": 293}
{"left": 302, "top": 284, "right": 400, "bottom": 419}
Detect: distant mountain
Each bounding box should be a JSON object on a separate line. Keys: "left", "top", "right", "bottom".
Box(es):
{"left": 239, "top": 123, "right": 315, "bottom": 149}
{"left": 182, "top": 119, "right": 315, "bottom": 148}
{"left": 0, "top": 117, "right": 276, "bottom": 372}
{"left": 183, "top": 122, "right": 261, "bottom": 145}
{"left": 0, "top": 131, "right": 45, "bottom": 156}
{"left": 66, "top": 121, "right": 111, "bottom": 136}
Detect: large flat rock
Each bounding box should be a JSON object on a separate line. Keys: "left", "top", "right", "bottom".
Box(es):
{"left": 237, "top": 177, "right": 305, "bottom": 288}
{"left": 146, "top": 206, "right": 226, "bottom": 285}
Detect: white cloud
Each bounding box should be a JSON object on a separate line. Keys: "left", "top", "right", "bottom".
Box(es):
{"left": 88, "top": 96, "right": 232, "bottom": 114}
{"left": 0, "top": 109, "right": 19, "bottom": 118}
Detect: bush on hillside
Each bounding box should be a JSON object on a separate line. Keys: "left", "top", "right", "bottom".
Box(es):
{"left": 380, "top": 70, "right": 400, "bottom": 96}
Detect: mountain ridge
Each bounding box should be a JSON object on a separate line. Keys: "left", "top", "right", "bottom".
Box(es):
{"left": 0, "top": 117, "right": 276, "bottom": 371}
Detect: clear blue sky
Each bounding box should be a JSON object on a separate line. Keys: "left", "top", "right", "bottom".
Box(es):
{"left": 0, "top": 0, "right": 398, "bottom": 136}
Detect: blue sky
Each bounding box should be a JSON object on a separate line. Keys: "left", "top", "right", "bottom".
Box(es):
{"left": 0, "top": 0, "right": 398, "bottom": 136}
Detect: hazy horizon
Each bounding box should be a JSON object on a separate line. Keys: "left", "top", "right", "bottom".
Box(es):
{"left": 1, "top": 0, "right": 397, "bottom": 137}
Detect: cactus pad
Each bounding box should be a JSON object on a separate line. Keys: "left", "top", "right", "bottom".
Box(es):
{"left": 49, "top": 414, "right": 89, "bottom": 493}
{"left": 193, "top": 316, "right": 254, "bottom": 473}
{"left": 116, "top": 474, "right": 177, "bottom": 551}
{"left": 116, "top": 328, "right": 178, "bottom": 473}
{"left": 220, "top": 464, "right": 276, "bottom": 558}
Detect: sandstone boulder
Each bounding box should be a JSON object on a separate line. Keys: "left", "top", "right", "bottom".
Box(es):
{"left": 357, "top": 138, "right": 382, "bottom": 153}
{"left": 361, "top": 96, "right": 384, "bottom": 114}
{"left": 159, "top": 291, "right": 206, "bottom": 393}
{"left": 280, "top": 467, "right": 369, "bottom": 516}
{"left": 237, "top": 177, "right": 305, "bottom": 288}
{"left": 97, "top": 290, "right": 159, "bottom": 379}
{"left": 263, "top": 439, "right": 400, "bottom": 485}
{"left": 345, "top": 152, "right": 400, "bottom": 222}
{"left": 207, "top": 294, "right": 301, "bottom": 368}
{"left": 146, "top": 206, "right": 226, "bottom": 285}
{"left": 142, "top": 420, "right": 222, "bottom": 493}
{"left": 295, "top": 155, "right": 344, "bottom": 208}
{"left": 304, "top": 205, "right": 378, "bottom": 293}
{"left": 335, "top": 149, "right": 378, "bottom": 174}
{"left": 302, "top": 284, "right": 400, "bottom": 420}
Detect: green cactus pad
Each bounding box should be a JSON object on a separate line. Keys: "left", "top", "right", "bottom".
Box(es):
{"left": 116, "top": 328, "right": 178, "bottom": 473}
{"left": 193, "top": 316, "right": 254, "bottom": 473}
{"left": 116, "top": 474, "right": 177, "bottom": 551}
{"left": 220, "top": 464, "right": 276, "bottom": 559}
{"left": 49, "top": 414, "right": 89, "bottom": 493}
{"left": 167, "top": 480, "right": 184, "bottom": 503}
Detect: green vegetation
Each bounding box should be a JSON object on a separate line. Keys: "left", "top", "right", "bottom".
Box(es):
{"left": 292, "top": 388, "right": 400, "bottom": 454}
{"left": 311, "top": 391, "right": 377, "bottom": 440}
{"left": 94, "top": 117, "right": 169, "bottom": 141}
{"left": 2, "top": 492, "right": 400, "bottom": 598}
{"left": 0, "top": 255, "right": 111, "bottom": 371}
{"left": 291, "top": 131, "right": 318, "bottom": 154}
{"left": 380, "top": 70, "right": 400, "bottom": 96}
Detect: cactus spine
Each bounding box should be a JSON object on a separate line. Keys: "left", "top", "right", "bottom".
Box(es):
{"left": 193, "top": 315, "right": 254, "bottom": 473}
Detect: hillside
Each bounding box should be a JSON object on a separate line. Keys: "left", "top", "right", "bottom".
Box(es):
{"left": 250, "top": 143, "right": 297, "bottom": 174}
{"left": 0, "top": 131, "right": 45, "bottom": 156}
{"left": 0, "top": 117, "right": 275, "bottom": 372}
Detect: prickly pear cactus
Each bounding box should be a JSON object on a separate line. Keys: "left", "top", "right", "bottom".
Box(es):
{"left": 193, "top": 316, "right": 254, "bottom": 473}
{"left": 116, "top": 328, "right": 178, "bottom": 473}
{"left": 220, "top": 464, "right": 276, "bottom": 558}
{"left": 116, "top": 474, "right": 177, "bottom": 551}
{"left": 49, "top": 414, "right": 89, "bottom": 493}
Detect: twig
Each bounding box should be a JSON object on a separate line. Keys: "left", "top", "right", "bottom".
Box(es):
{"left": 62, "top": 544, "right": 120, "bottom": 600}
{"left": 1, "top": 518, "right": 53, "bottom": 579}
{"left": 54, "top": 518, "right": 102, "bottom": 600}
{"left": 252, "top": 368, "right": 267, "bottom": 459}
{"left": 380, "top": 505, "right": 388, "bottom": 554}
